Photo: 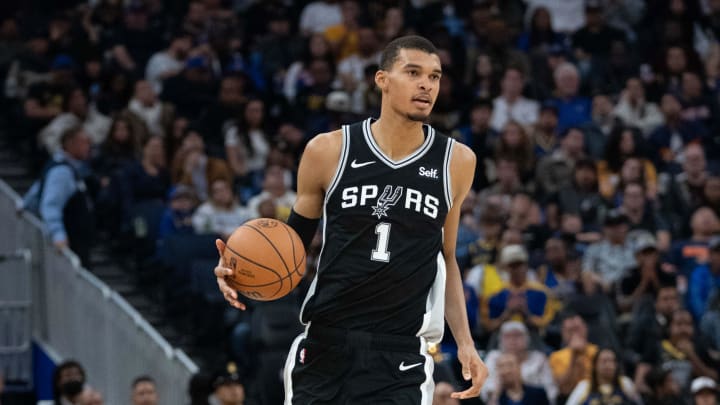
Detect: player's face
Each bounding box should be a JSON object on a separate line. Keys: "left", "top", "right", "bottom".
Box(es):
{"left": 377, "top": 48, "right": 442, "bottom": 122}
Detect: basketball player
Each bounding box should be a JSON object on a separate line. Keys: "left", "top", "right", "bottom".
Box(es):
{"left": 214, "top": 35, "right": 489, "bottom": 403}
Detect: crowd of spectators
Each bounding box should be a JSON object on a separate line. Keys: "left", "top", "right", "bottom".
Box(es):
{"left": 3, "top": 0, "right": 720, "bottom": 404}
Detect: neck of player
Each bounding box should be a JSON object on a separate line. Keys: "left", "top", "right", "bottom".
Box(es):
{"left": 371, "top": 112, "right": 427, "bottom": 161}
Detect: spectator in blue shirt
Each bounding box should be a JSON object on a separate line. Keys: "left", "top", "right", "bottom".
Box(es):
{"left": 38, "top": 127, "right": 95, "bottom": 266}
{"left": 689, "top": 237, "right": 720, "bottom": 321}
{"left": 548, "top": 62, "right": 592, "bottom": 132}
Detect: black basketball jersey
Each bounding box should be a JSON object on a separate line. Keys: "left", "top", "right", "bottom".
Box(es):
{"left": 300, "top": 118, "right": 455, "bottom": 342}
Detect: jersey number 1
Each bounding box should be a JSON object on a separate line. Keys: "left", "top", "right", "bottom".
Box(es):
{"left": 371, "top": 222, "right": 391, "bottom": 262}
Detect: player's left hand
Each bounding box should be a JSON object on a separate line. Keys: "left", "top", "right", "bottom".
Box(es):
{"left": 451, "top": 344, "right": 489, "bottom": 400}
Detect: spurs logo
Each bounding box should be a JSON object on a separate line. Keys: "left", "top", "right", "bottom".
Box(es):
{"left": 371, "top": 185, "right": 403, "bottom": 219}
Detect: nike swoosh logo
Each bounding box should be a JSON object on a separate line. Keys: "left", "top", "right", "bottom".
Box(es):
{"left": 350, "top": 159, "right": 375, "bottom": 168}
{"left": 399, "top": 361, "right": 423, "bottom": 371}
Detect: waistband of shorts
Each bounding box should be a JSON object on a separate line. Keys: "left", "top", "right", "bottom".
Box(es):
{"left": 306, "top": 324, "right": 421, "bottom": 352}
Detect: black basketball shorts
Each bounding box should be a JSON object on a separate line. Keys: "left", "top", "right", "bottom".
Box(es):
{"left": 283, "top": 325, "right": 436, "bottom": 404}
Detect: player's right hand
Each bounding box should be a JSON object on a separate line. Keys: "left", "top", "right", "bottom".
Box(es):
{"left": 215, "top": 239, "right": 246, "bottom": 310}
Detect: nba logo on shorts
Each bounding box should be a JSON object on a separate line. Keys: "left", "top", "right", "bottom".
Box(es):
{"left": 299, "top": 348, "right": 306, "bottom": 364}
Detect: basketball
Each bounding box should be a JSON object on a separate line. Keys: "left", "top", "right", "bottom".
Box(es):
{"left": 222, "top": 218, "right": 306, "bottom": 301}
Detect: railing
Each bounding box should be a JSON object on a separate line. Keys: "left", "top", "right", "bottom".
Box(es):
{"left": 0, "top": 180, "right": 198, "bottom": 403}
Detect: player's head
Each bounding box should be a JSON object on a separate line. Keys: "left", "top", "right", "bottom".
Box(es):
{"left": 375, "top": 35, "right": 441, "bottom": 122}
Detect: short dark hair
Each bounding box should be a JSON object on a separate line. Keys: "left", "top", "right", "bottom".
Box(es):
{"left": 132, "top": 375, "right": 156, "bottom": 388}
{"left": 379, "top": 35, "right": 438, "bottom": 71}
{"left": 60, "top": 126, "right": 84, "bottom": 149}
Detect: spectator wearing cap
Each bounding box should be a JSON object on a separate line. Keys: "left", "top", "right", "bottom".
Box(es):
{"left": 582, "top": 210, "right": 635, "bottom": 293}
{"left": 482, "top": 244, "right": 555, "bottom": 334}
{"left": 39, "top": 86, "right": 111, "bottom": 155}
{"left": 157, "top": 184, "right": 198, "bottom": 240}
{"left": 689, "top": 237, "right": 720, "bottom": 321}
{"left": 492, "top": 352, "right": 551, "bottom": 405}
{"left": 531, "top": 103, "right": 560, "bottom": 158}
{"left": 549, "top": 314, "right": 599, "bottom": 401}
{"left": 535, "top": 126, "right": 586, "bottom": 198}
{"left": 457, "top": 99, "right": 497, "bottom": 191}
{"left": 617, "top": 233, "right": 677, "bottom": 316}
{"left": 547, "top": 62, "right": 592, "bottom": 132}
{"left": 209, "top": 363, "right": 245, "bottom": 405}
{"left": 490, "top": 67, "right": 540, "bottom": 133}
{"left": 661, "top": 143, "right": 709, "bottom": 238}
{"left": 160, "top": 55, "right": 216, "bottom": 121}
{"left": 691, "top": 377, "right": 718, "bottom": 405}
{"left": 145, "top": 31, "right": 193, "bottom": 94}
{"left": 481, "top": 321, "right": 557, "bottom": 404}
{"left": 571, "top": 1, "right": 627, "bottom": 59}
{"left": 613, "top": 77, "right": 664, "bottom": 136}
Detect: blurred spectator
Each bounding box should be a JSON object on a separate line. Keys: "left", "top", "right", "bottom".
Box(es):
{"left": 52, "top": 360, "right": 86, "bottom": 405}
{"left": 548, "top": 62, "right": 591, "bottom": 131}
{"left": 119, "top": 135, "right": 170, "bottom": 215}
{"left": 172, "top": 129, "right": 233, "bottom": 201}
{"left": 566, "top": 347, "right": 641, "bottom": 405}
{"left": 598, "top": 126, "right": 657, "bottom": 200}
{"left": 192, "top": 178, "right": 250, "bottom": 239}
{"left": 583, "top": 94, "right": 618, "bottom": 159}
{"left": 323, "top": 0, "right": 361, "bottom": 62}
{"left": 131, "top": 375, "right": 158, "bottom": 405}
{"left": 161, "top": 56, "right": 216, "bottom": 120}
{"left": 549, "top": 314, "right": 598, "bottom": 401}
{"left": 662, "top": 143, "right": 709, "bottom": 237}
{"left": 642, "top": 309, "right": 719, "bottom": 393}
{"left": 247, "top": 165, "right": 296, "bottom": 220}
{"left": 535, "top": 126, "right": 585, "bottom": 198}
{"left": 524, "top": 0, "right": 585, "bottom": 33}
{"left": 703, "top": 291, "right": 720, "bottom": 350}
{"left": 209, "top": 362, "right": 245, "bottom": 405}
{"left": 617, "top": 233, "right": 677, "bottom": 315}
{"left": 691, "top": 377, "right": 719, "bottom": 405}
{"left": 335, "top": 26, "right": 381, "bottom": 94}
{"left": 457, "top": 99, "right": 497, "bottom": 191}
{"left": 669, "top": 207, "right": 720, "bottom": 277}
{"left": 582, "top": 210, "right": 635, "bottom": 293}
{"left": 516, "top": 7, "right": 566, "bottom": 54}
{"left": 432, "top": 381, "right": 460, "bottom": 405}
{"left": 39, "top": 86, "right": 110, "bottom": 154}
{"left": 619, "top": 182, "right": 671, "bottom": 250}
{"left": 689, "top": 236, "right": 720, "bottom": 321}
{"left": 481, "top": 321, "right": 557, "bottom": 404}
{"left": 492, "top": 352, "right": 550, "bottom": 405}
{"left": 188, "top": 373, "right": 213, "bottom": 405}
{"left": 679, "top": 71, "right": 718, "bottom": 132}
{"left": 145, "top": 30, "right": 193, "bottom": 94}
{"left": 121, "top": 80, "right": 176, "bottom": 140}
{"left": 648, "top": 94, "right": 706, "bottom": 171}
{"left": 483, "top": 244, "right": 554, "bottom": 334}
{"left": 76, "top": 387, "right": 104, "bottom": 405}
{"left": 702, "top": 175, "right": 720, "bottom": 218}
{"left": 490, "top": 67, "right": 540, "bottom": 132}
{"left": 547, "top": 157, "right": 607, "bottom": 233}
{"left": 158, "top": 185, "right": 198, "bottom": 239}
{"left": 109, "top": 2, "right": 164, "bottom": 73}
{"left": 283, "top": 34, "right": 334, "bottom": 102}
{"left": 299, "top": 0, "right": 342, "bottom": 36}
{"left": 24, "top": 127, "right": 95, "bottom": 266}
{"left": 537, "top": 237, "right": 582, "bottom": 310}
{"left": 531, "top": 103, "right": 560, "bottom": 158}
{"left": 494, "top": 121, "right": 535, "bottom": 182}
{"left": 224, "top": 99, "right": 270, "bottom": 180}
{"left": 644, "top": 366, "right": 688, "bottom": 405}
{"left": 199, "top": 74, "right": 249, "bottom": 157}
{"left": 572, "top": 1, "right": 627, "bottom": 58}
{"left": 613, "top": 77, "right": 664, "bottom": 136}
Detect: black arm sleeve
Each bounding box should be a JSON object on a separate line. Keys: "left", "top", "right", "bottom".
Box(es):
{"left": 286, "top": 208, "right": 320, "bottom": 251}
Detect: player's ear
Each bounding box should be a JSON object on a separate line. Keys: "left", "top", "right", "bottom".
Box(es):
{"left": 375, "top": 70, "right": 388, "bottom": 91}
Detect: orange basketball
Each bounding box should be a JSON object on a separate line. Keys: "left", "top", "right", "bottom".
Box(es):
{"left": 223, "top": 218, "right": 306, "bottom": 301}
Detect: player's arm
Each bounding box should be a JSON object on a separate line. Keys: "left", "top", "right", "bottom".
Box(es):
{"left": 214, "top": 130, "right": 343, "bottom": 309}
{"left": 443, "top": 142, "right": 489, "bottom": 399}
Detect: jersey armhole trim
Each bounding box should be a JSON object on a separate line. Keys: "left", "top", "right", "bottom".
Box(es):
{"left": 443, "top": 138, "right": 454, "bottom": 210}
{"left": 324, "top": 125, "right": 350, "bottom": 203}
